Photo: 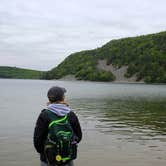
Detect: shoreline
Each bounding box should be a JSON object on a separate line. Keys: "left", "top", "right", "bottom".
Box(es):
{"left": 58, "top": 76, "right": 166, "bottom": 85}
{"left": 1, "top": 77, "right": 166, "bottom": 85}
{"left": 58, "top": 74, "right": 146, "bottom": 84}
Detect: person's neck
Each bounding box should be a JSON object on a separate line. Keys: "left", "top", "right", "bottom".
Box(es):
{"left": 53, "top": 101, "right": 69, "bottom": 106}
{"left": 55, "top": 101, "right": 64, "bottom": 104}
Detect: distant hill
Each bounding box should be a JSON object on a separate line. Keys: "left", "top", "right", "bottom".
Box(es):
{"left": 0, "top": 66, "right": 44, "bottom": 79}
{"left": 44, "top": 31, "right": 166, "bottom": 83}
{"left": 1, "top": 31, "right": 166, "bottom": 83}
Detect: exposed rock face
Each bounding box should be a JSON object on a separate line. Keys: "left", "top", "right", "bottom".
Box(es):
{"left": 97, "top": 60, "right": 142, "bottom": 83}
{"left": 59, "top": 74, "right": 77, "bottom": 81}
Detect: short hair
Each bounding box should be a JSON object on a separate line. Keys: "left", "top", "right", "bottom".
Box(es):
{"left": 47, "top": 86, "right": 66, "bottom": 103}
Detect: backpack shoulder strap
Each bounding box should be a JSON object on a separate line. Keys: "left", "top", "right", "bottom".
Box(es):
{"left": 48, "top": 115, "right": 68, "bottom": 128}
{"left": 43, "top": 109, "right": 69, "bottom": 128}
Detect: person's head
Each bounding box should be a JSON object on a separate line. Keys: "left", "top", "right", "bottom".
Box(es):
{"left": 47, "top": 86, "right": 67, "bottom": 103}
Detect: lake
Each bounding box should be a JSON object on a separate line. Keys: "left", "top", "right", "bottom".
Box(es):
{"left": 0, "top": 79, "right": 166, "bottom": 166}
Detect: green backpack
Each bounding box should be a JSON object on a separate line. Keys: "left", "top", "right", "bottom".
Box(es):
{"left": 44, "top": 109, "right": 77, "bottom": 165}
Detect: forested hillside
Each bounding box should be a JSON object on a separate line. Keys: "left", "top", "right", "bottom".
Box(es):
{"left": 44, "top": 50, "right": 115, "bottom": 81}
{"left": 45, "top": 31, "right": 166, "bottom": 83}
{"left": 0, "top": 66, "right": 44, "bottom": 79}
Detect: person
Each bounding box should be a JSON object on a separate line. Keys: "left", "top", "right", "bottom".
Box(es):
{"left": 33, "top": 86, "right": 82, "bottom": 166}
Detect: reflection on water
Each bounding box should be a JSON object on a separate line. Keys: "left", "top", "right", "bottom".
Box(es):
{"left": 71, "top": 98, "right": 166, "bottom": 143}
{"left": 70, "top": 97, "right": 166, "bottom": 165}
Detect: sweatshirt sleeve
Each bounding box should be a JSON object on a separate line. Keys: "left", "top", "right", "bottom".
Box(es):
{"left": 33, "top": 110, "right": 49, "bottom": 153}
{"left": 69, "top": 111, "right": 82, "bottom": 143}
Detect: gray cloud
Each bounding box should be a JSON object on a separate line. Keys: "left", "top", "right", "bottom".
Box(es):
{"left": 0, "top": 0, "right": 166, "bottom": 70}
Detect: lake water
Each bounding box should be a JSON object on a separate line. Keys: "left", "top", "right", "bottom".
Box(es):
{"left": 0, "top": 79, "right": 166, "bottom": 166}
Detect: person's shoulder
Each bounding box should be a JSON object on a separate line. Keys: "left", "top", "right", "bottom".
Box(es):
{"left": 40, "top": 109, "right": 47, "bottom": 115}
{"left": 38, "top": 109, "right": 50, "bottom": 119}
{"left": 68, "top": 110, "right": 79, "bottom": 121}
{"left": 41, "top": 108, "right": 49, "bottom": 113}
{"left": 68, "top": 110, "right": 77, "bottom": 116}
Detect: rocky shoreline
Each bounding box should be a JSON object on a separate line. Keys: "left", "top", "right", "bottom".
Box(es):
{"left": 59, "top": 60, "right": 144, "bottom": 83}
{"left": 97, "top": 60, "right": 144, "bottom": 83}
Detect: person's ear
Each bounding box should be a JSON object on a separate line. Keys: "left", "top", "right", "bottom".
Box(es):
{"left": 63, "top": 95, "right": 65, "bottom": 101}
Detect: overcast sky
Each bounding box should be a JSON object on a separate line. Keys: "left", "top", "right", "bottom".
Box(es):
{"left": 0, "top": 0, "right": 166, "bottom": 70}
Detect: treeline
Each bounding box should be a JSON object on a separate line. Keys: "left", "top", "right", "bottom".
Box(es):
{"left": 45, "top": 31, "right": 166, "bottom": 83}
{"left": 0, "top": 66, "right": 44, "bottom": 79}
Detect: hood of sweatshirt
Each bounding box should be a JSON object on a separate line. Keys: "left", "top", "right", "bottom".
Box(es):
{"left": 47, "top": 103, "right": 71, "bottom": 116}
